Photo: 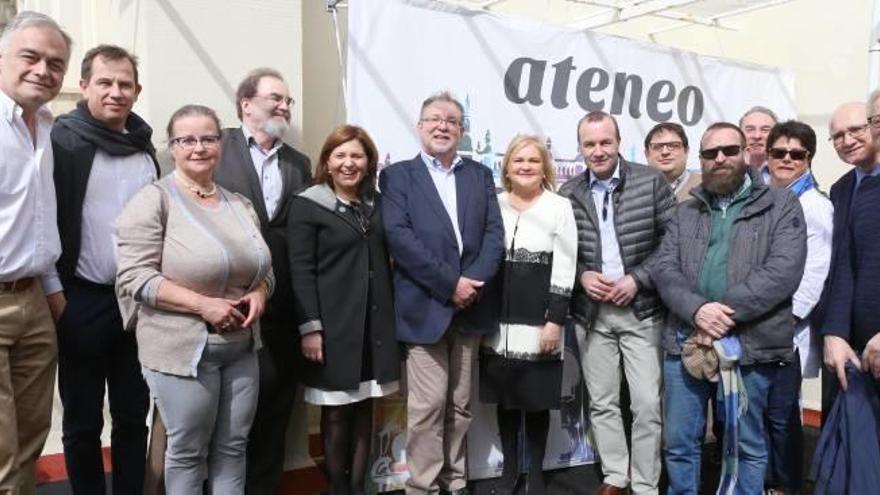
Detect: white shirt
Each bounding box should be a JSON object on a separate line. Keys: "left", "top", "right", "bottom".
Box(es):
{"left": 791, "top": 186, "right": 834, "bottom": 378}
{"left": 588, "top": 165, "right": 624, "bottom": 281}
{"left": 421, "top": 151, "right": 464, "bottom": 254}
{"left": 242, "top": 125, "right": 283, "bottom": 220}
{"left": 75, "top": 149, "right": 156, "bottom": 284}
{"left": 0, "top": 91, "right": 61, "bottom": 293}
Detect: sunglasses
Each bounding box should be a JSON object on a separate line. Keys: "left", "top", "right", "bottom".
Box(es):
{"left": 699, "top": 145, "right": 742, "bottom": 160}
{"left": 768, "top": 148, "right": 809, "bottom": 161}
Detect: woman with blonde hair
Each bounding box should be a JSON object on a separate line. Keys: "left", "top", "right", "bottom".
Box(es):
{"left": 480, "top": 135, "right": 578, "bottom": 495}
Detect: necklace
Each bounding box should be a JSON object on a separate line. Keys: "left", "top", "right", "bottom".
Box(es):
{"left": 174, "top": 171, "right": 217, "bottom": 198}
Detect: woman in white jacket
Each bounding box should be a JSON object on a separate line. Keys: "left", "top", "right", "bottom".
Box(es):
{"left": 764, "top": 120, "right": 833, "bottom": 494}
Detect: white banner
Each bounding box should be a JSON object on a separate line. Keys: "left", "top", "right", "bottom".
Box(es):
{"left": 348, "top": 0, "right": 797, "bottom": 486}
{"left": 348, "top": 0, "right": 796, "bottom": 179}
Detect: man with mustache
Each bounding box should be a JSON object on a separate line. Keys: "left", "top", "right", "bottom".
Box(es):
{"left": 558, "top": 111, "right": 676, "bottom": 495}
{"left": 50, "top": 44, "right": 158, "bottom": 495}
{"left": 0, "top": 11, "right": 71, "bottom": 495}
{"left": 653, "top": 122, "right": 806, "bottom": 494}
{"left": 740, "top": 106, "right": 778, "bottom": 181}
{"left": 644, "top": 122, "right": 701, "bottom": 203}
{"left": 213, "top": 67, "right": 312, "bottom": 494}
{"left": 814, "top": 100, "right": 880, "bottom": 415}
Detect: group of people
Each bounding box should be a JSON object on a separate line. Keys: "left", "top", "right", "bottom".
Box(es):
{"left": 0, "top": 9, "right": 878, "bottom": 495}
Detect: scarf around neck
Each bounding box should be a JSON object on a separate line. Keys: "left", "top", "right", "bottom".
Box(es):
{"left": 55, "top": 100, "right": 156, "bottom": 157}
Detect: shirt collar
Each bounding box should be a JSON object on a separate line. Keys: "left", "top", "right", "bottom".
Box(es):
{"left": 855, "top": 164, "right": 880, "bottom": 185}
{"left": 420, "top": 151, "right": 462, "bottom": 172}
{"left": 241, "top": 124, "right": 281, "bottom": 154}
{"left": 669, "top": 169, "right": 690, "bottom": 193}
{"left": 588, "top": 160, "right": 621, "bottom": 188}
{"left": 0, "top": 90, "right": 52, "bottom": 125}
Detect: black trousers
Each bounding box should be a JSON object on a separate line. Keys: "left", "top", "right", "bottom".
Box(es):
{"left": 57, "top": 277, "right": 149, "bottom": 495}
{"left": 245, "top": 322, "right": 299, "bottom": 494}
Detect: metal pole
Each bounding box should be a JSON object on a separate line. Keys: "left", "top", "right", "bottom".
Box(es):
{"left": 869, "top": 0, "right": 880, "bottom": 93}
{"left": 327, "top": 0, "right": 349, "bottom": 109}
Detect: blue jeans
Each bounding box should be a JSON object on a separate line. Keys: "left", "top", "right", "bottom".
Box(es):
{"left": 664, "top": 357, "right": 776, "bottom": 495}
{"left": 764, "top": 350, "right": 803, "bottom": 491}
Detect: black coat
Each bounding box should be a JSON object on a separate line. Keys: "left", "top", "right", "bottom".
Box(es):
{"left": 287, "top": 184, "right": 399, "bottom": 390}
{"left": 214, "top": 127, "right": 311, "bottom": 337}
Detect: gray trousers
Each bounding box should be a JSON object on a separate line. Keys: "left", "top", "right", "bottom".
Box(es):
{"left": 143, "top": 340, "right": 259, "bottom": 495}
{"left": 575, "top": 304, "right": 663, "bottom": 495}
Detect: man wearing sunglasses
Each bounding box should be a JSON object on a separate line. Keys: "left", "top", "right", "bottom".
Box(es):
{"left": 213, "top": 67, "right": 312, "bottom": 494}
{"left": 559, "top": 111, "right": 676, "bottom": 495}
{"left": 644, "top": 122, "right": 701, "bottom": 203}
{"left": 814, "top": 99, "right": 880, "bottom": 421}
{"left": 653, "top": 122, "right": 806, "bottom": 494}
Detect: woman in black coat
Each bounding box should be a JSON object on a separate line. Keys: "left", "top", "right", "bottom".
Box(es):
{"left": 287, "top": 125, "right": 399, "bottom": 495}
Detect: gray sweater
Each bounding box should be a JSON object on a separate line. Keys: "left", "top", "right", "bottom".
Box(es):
{"left": 115, "top": 175, "right": 275, "bottom": 376}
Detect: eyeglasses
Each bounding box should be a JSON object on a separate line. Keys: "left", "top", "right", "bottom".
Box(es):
{"left": 768, "top": 147, "right": 809, "bottom": 161}
{"left": 254, "top": 93, "right": 294, "bottom": 106}
{"left": 420, "top": 116, "right": 461, "bottom": 128}
{"left": 870, "top": 114, "right": 880, "bottom": 128}
{"left": 170, "top": 134, "right": 222, "bottom": 150}
{"left": 699, "top": 145, "right": 742, "bottom": 160}
{"left": 829, "top": 124, "right": 869, "bottom": 145}
{"left": 648, "top": 141, "right": 684, "bottom": 152}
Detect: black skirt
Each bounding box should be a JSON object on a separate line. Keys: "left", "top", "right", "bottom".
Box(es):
{"left": 479, "top": 351, "right": 562, "bottom": 412}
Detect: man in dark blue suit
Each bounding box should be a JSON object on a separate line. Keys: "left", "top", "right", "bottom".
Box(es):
{"left": 818, "top": 100, "right": 880, "bottom": 404}
{"left": 380, "top": 91, "right": 504, "bottom": 495}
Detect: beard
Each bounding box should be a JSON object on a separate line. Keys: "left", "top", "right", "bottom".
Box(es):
{"left": 260, "top": 117, "right": 290, "bottom": 139}
{"left": 702, "top": 163, "right": 746, "bottom": 196}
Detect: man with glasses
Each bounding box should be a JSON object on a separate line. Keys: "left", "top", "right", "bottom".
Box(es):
{"left": 739, "top": 106, "right": 779, "bottom": 180}
{"left": 380, "top": 91, "right": 504, "bottom": 495}
{"left": 814, "top": 99, "right": 880, "bottom": 417}
{"left": 50, "top": 44, "right": 158, "bottom": 495}
{"left": 654, "top": 122, "right": 805, "bottom": 494}
{"left": 644, "top": 122, "right": 701, "bottom": 202}
{"left": 213, "top": 67, "right": 311, "bottom": 494}
{"left": 558, "top": 111, "right": 676, "bottom": 495}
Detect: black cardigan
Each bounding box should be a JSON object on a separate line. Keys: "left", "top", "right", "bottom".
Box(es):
{"left": 51, "top": 110, "right": 160, "bottom": 284}
{"left": 287, "top": 184, "right": 399, "bottom": 390}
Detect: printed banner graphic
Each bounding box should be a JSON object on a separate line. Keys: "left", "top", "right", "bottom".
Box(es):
{"left": 348, "top": 0, "right": 796, "bottom": 183}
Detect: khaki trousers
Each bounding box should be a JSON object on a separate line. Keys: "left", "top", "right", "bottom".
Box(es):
{"left": 0, "top": 283, "right": 57, "bottom": 495}
{"left": 576, "top": 304, "right": 663, "bottom": 495}
{"left": 404, "top": 331, "right": 480, "bottom": 494}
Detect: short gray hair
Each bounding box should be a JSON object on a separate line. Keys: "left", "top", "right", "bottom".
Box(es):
{"left": 0, "top": 11, "right": 72, "bottom": 52}
{"left": 420, "top": 91, "right": 464, "bottom": 118}
{"left": 739, "top": 105, "right": 778, "bottom": 127}
{"left": 867, "top": 89, "right": 880, "bottom": 117}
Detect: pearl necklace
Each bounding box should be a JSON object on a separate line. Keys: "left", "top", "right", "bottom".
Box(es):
{"left": 174, "top": 171, "right": 217, "bottom": 198}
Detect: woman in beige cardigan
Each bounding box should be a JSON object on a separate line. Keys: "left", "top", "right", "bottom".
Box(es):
{"left": 116, "top": 104, "right": 273, "bottom": 494}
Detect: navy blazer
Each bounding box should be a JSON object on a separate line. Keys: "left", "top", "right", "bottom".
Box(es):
{"left": 380, "top": 154, "right": 504, "bottom": 344}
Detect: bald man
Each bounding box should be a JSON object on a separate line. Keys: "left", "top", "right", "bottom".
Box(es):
{"left": 814, "top": 100, "right": 880, "bottom": 416}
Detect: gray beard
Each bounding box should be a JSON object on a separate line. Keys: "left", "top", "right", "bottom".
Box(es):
{"left": 260, "top": 118, "right": 289, "bottom": 139}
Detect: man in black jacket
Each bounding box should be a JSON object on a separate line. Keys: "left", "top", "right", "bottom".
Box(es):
{"left": 213, "top": 67, "right": 311, "bottom": 495}
{"left": 51, "top": 44, "right": 158, "bottom": 494}
{"left": 558, "top": 111, "right": 676, "bottom": 495}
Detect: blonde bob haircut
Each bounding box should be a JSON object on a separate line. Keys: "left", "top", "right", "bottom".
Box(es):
{"left": 500, "top": 134, "right": 556, "bottom": 192}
